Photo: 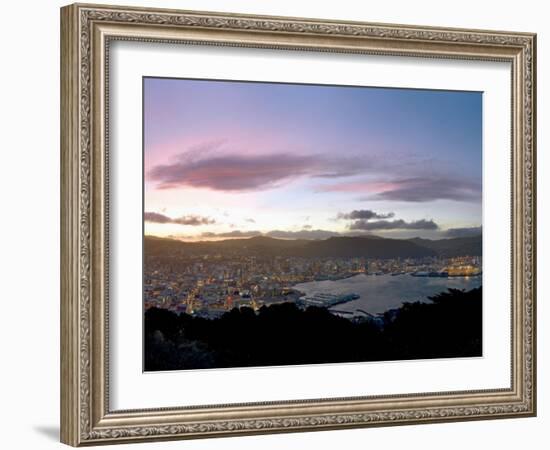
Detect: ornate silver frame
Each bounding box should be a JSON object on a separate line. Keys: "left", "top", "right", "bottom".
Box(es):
{"left": 60, "top": 3, "right": 536, "bottom": 446}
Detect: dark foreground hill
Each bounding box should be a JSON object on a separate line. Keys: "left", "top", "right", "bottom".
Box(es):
{"left": 145, "top": 287, "right": 482, "bottom": 371}
{"left": 144, "top": 234, "right": 482, "bottom": 259}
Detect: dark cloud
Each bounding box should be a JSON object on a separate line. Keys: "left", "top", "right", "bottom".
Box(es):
{"left": 337, "top": 209, "right": 395, "bottom": 220}
{"left": 366, "top": 177, "right": 481, "bottom": 202}
{"left": 443, "top": 226, "right": 482, "bottom": 238}
{"left": 349, "top": 219, "right": 439, "bottom": 231}
{"left": 148, "top": 151, "right": 365, "bottom": 192}
{"left": 302, "top": 224, "right": 313, "bottom": 230}
{"left": 144, "top": 212, "right": 215, "bottom": 226}
{"left": 245, "top": 218, "right": 256, "bottom": 223}
{"left": 173, "top": 216, "right": 216, "bottom": 226}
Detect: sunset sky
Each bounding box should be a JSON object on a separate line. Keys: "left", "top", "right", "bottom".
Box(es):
{"left": 144, "top": 77, "right": 482, "bottom": 241}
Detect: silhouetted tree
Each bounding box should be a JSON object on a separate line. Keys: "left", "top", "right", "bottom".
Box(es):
{"left": 144, "top": 287, "right": 482, "bottom": 371}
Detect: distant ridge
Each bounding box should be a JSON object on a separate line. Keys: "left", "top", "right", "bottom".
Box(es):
{"left": 408, "top": 235, "right": 482, "bottom": 258}
{"left": 144, "top": 234, "right": 482, "bottom": 258}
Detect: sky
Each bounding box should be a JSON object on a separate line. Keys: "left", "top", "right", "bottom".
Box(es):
{"left": 143, "top": 77, "right": 482, "bottom": 241}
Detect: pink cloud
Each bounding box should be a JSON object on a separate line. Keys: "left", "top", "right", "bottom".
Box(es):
{"left": 318, "top": 177, "right": 481, "bottom": 203}
{"left": 148, "top": 151, "right": 363, "bottom": 192}
{"left": 317, "top": 181, "right": 400, "bottom": 193}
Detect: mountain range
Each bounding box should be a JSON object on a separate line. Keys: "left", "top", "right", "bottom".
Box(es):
{"left": 144, "top": 234, "right": 482, "bottom": 259}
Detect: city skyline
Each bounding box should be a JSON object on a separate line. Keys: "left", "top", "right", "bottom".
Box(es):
{"left": 144, "top": 77, "right": 482, "bottom": 241}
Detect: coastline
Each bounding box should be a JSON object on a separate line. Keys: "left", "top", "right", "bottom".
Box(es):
{"left": 292, "top": 272, "right": 482, "bottom": 316}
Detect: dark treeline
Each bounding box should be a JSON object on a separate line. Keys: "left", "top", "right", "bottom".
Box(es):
{"left": 144, "top": 287, "right": 482, "bottom": 371}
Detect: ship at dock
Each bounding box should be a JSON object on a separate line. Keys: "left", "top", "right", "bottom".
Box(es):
{"left": 297, "top": 292, "right": 360, "bottom": 308}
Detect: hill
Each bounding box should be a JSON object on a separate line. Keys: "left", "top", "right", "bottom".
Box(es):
{"left": 144, "top": 234, "right": 481, "bottom": 259}
{"left": 409, "top": 235, "right": 482, "bottom": 257}
{"left": 296, "top": 236, "right": 435, "bottom": 258}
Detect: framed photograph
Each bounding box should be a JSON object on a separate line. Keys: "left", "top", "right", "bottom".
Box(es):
{"left": 60, "top": 3, "right": 536, "bottom": 446}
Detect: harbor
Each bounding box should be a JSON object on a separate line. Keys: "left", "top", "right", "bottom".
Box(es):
{"left": 297, "top": 292, "right": 360, "bottom": 308}
{"left": 293, "top": 273, "right": 482, "bottom": 316}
